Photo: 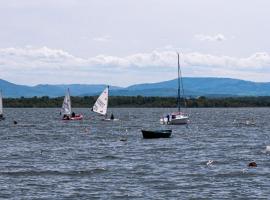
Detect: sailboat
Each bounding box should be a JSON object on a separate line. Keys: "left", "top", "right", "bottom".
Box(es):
{"left": 92, "top": 86, "right": 118, "bottom": 121}
{"left": 61, "top": 88, "right": 83, "bottom": 120}
{"left": 160, "top": 53, "right": 189, "bottom": 125}
{"left": 0, "top": 90, "right": 5, "bottom": 120}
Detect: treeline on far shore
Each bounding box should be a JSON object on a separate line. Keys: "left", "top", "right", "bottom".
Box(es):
{"left": 2, "top": 96, "right": 270, "bottom": 108}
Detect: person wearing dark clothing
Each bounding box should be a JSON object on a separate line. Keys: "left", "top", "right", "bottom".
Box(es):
{"left": 0, "top": 114, "right": 5, "bottom": 120}
{"left": 167, "top": 114, "right": 170, "bottom": 123}
{"left": 110, "top": 113, "right": 114, "bottom": 120}
{"left": 71, "top": 112, "right": 75, "bottom": 117}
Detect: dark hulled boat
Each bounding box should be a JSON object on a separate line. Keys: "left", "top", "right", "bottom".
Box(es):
{"left": 141, "top": 129, "right": 172, "bottom": 139}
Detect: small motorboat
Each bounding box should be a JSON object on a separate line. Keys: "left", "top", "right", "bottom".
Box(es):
{"left": 141, "top": 129, "right": 172, "bottom": 139}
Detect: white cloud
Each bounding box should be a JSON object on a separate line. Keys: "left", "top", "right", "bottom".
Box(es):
{"left": 92, "top": 35, "right": 111, "bottom": 43}
{"left": 195, "top": 34, "right": 226, "bottom": 42}
{"left": 0, "top": 46, "right": 270, "bottom": 86}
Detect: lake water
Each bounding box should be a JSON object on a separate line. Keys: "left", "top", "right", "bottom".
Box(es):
{"left": 0, "top": 108, "right": 270, "bottom": 199}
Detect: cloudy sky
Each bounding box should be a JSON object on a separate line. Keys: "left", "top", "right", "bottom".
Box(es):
{"left": 0, "top": 0, "right": 270, "bottom": 86}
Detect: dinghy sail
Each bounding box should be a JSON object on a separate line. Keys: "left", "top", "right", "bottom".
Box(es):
{"left": 61, "top": 88, "right": 83, "bottom": 120}
{"left": 92, "top": 86, "right": 119, "bottom": 121}
{"left": 61, "top": 89, "right": 72, "bottom": 116}
{"left": 92, "top": 86, "right": 109, "bottom": 116}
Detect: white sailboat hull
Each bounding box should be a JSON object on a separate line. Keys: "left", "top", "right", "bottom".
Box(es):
{"left": 159, "top": 53, "right": 190, "bottom": 125}
{"left": 102, "top": 118, "right": 120, "bottom": 121}
{"left": 160, "top": 114, "right": 189, "bottom": 125}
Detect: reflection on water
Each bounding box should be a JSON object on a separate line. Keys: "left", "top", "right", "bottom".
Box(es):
{"left": 0, "top": 108, "right": 270, "bottom": 199}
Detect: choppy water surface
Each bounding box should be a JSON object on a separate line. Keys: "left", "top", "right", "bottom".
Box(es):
{"left": 0, "top": 108, "right": 270, "bottom": 199}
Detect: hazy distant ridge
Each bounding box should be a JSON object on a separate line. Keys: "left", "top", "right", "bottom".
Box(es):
{"left": 1, "top": 77, "right": 270, "bottom": 97}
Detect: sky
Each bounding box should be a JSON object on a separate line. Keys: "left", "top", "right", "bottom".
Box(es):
{"left": 0, "top": 0, "right": 270, "bottom": 86}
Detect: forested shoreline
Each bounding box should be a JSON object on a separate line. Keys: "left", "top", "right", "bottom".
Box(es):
{"left": 2, "top": 96, "right": 270, "bottom": 108}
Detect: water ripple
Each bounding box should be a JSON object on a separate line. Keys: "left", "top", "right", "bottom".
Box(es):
{"left": 0, "top": 108, "right": 270, "bottom": 199}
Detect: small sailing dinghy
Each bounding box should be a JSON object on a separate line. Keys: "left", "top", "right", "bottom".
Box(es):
{"left": 141, "top": 129, "right": 172, "bottom": 139}
{"left": 61, "top": 89, "right": 83, "bottom": 120}
{"left": 92, "top": 86, "right": 119, "bottom": 121}
{"left": 0, "top": 90, "right": 5, "bottom": 120}
{"left": 160, "top": 53, "right": 189, "bottom": 125}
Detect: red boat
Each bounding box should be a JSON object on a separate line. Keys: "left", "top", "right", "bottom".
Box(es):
{"left": 61, "top": 89, "right": 83, "bottom": 121}
{"left": 62, "top": 114, "right": 83, "bottom": 120}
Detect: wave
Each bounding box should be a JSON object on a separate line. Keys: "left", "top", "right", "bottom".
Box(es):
{"left": 0, "top": 168, "right": 107, "bottom": 177}
{"left": 265, "top": 146, "right": 270, "bottom": 152}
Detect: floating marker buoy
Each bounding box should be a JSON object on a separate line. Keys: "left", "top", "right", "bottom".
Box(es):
{"left": 265, "top": 146, "right": 270, "bottom": 152}
{"left": 207, "top": 160, "right": 214, "bottom": 166}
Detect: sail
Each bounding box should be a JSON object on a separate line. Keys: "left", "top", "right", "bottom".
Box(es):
{"left": 92, "top": 86, "right": 109, "bottom": 115}
{"left": 0, "top": 90, "right": 3, "bottom": 115}
{"left": 61, "top": 89, "right": 72, "bottom": 115}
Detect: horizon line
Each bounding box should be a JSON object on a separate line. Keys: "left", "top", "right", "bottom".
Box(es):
{"left": 1, "top": 76, "right": 269, "bottom": 88}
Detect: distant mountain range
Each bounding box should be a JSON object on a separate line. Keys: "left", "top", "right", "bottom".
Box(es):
{"left": 1, "top": 77, "right": 270, "bottom": 98}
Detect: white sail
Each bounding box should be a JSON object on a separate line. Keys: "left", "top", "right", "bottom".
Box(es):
{"left": 0, "top": 90, "right": 3, "bottom": 115}
{"left": 61, "top": 89, "right": 72, "bottom": 115}
{"left": 92, "top": 86, "right": 109, "bottom": 115}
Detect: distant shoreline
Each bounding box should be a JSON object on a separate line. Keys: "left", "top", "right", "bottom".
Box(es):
{"left": 2, "top": 96, "right": 270, "bottom": 108}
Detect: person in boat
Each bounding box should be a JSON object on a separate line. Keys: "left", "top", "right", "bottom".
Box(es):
{"left": 71, "top": 112, "right": 76, "bottom": 117}
{"left": 110, "top": 113, "right": 114, "bottom": 120}
{"left": 63, "top": 114, "right": 70, "bottom": 120}
{"left": 166, "top": 114, "right": 170, "bottom": 123}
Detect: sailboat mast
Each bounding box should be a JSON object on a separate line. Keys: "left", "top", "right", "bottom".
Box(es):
{"left": 177, "top": 53, "right": 181, "bottom": 112}
{"left": 0, "top": 89, "right": 3, "bottom": 115}
{"left": 107, "top": 85, "right": 109, "bottom": 117}
{"left": 68, "top": 88, "right": 72, "bottom": 113}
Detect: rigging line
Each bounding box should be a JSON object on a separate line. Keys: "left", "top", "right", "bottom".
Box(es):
{"left": 177, "top": 52, "right": 181, "bottom": 112}
{"left": 178, "top": 52, "right": 187, "bottom": 111}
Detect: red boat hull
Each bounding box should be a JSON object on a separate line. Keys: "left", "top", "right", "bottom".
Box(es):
{"left": 62, "top": 114, "right": 83, "bottom": 120}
